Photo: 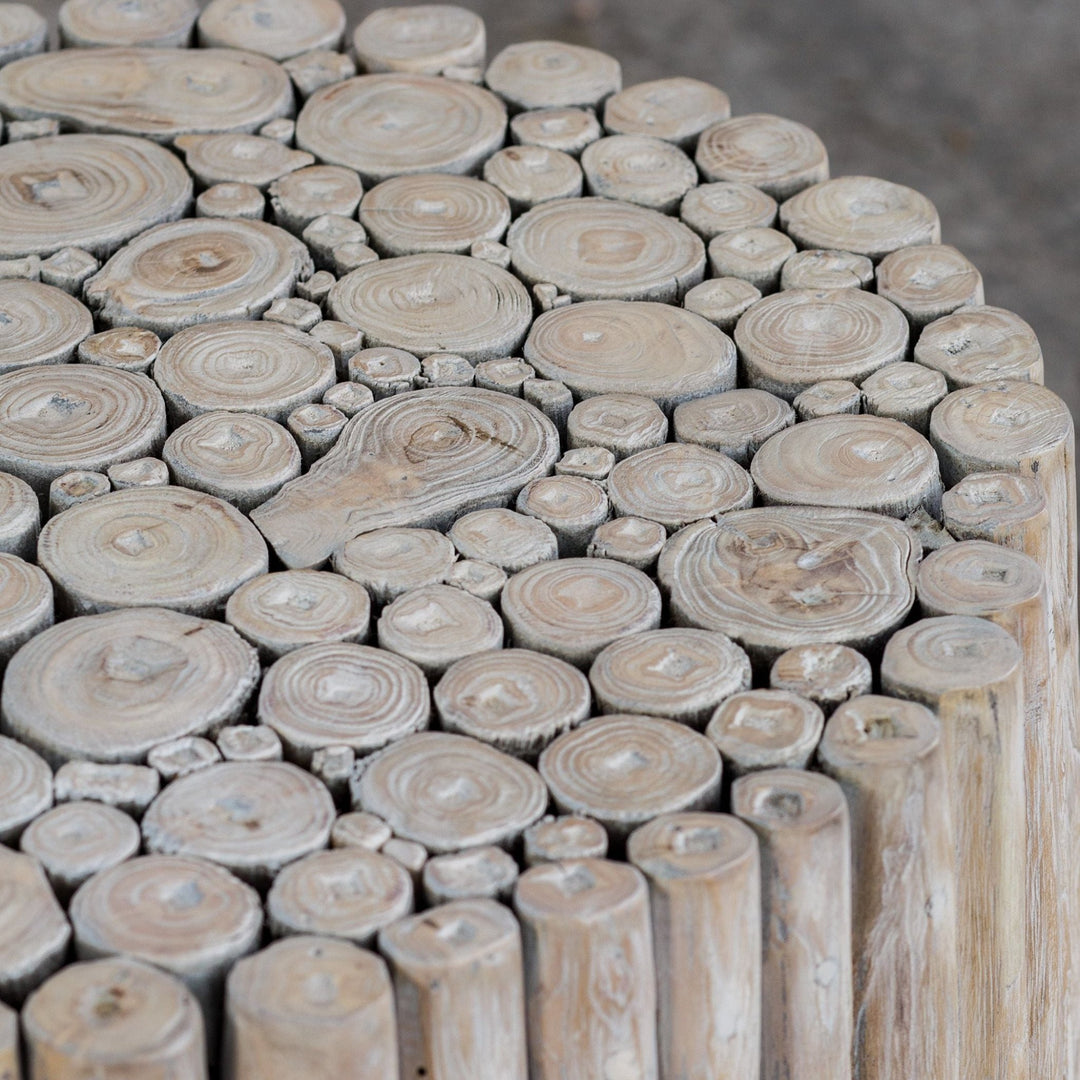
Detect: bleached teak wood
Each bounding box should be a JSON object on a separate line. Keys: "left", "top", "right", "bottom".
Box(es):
{"left": 769, "top": 643, "right": 872, "bottom": 712}
{"left": 78, "top": 326, "right": 160, "bottom": 374}
{"left": 522, "top": 377, "right": 574, "bottom": 438}
{"left": 683, "top": 277, "right": 762, "bottom": 332}
{"left": 473, "top": 357, "right": 535, "bottom": 394}
{"left": 509, "top": 106, "right": 602, "bottom": 155}
{"left": 195, "top": 182, "right": 265, "bottom": 220}
{"left": 58, "top": 0, "right": 198, "bottom": 47}
{"left": 914, "top": 305, "right": 1044, "bottom": 387}
{"left": 302, "top": 215, "right": 367, "bottom": 273}
{"left": 265, "top": 847, "right": 413, "bottom": 945}
{"left": 283, "top": 49, "right": 356, "bottom": 99}
{"left": 379, "top": 898, "right": 527, "bottom": 1080}
{"left": 352, "top": 5, "right": 485, "bottom": 75}
{"left": 7, "top": 118, "right": 58, "bottom": 141}
{"left": 673, "top": 387, "right": 794, "bottom": 465}
{"left": 53, "top": 761, "right": 159, "bottom": 817}
{"left": 485, "top": 39, "right": 620, "bottom": 110}
{"left": 259, "top": 116, "right": 294, "bottom": 142}
{"left": 586, "top": 516, "right": 667, "bottom": 572}
{"left": 516, "top": 475, "right": 609, "bottom": 556}
{"left": 217, "top": 725, "right": 283, "bottom": 763}
{"left": 286, "top": 403, "right": 346, "bottom": 467}
{"left": 603, "top": 76, "right": 730, "bottom": 148}
{"left": 793, "top": 378, "right": 863, "bottom": 419}
{"left": 347, "top": 347, "right": 421, "bottom": 398}
{"left": 417, "top": 352, "right": 475, "bottom": 389}
{"left": 223, "top": 935, "right": 397, "bottom": 1080}
{"left": 522, "top": 814, "right": 608, "bottom": 865}
{"left": 197, "top": 0, "right": 344, "bottom": 59}
{"left": 380, "top": 838, "right": 428, "bottom": 888}
{"left": 566, "top": 393, "right": 668, "bottom": 458}
{"left": 251, "top": 387, "right": 559, "bottom": 569}
{"left": 49, "top": 470, "right": 112, "bottom": 523}
{"left": 433, "top": 647, "right": 590, "bottom": 760}
{"left": 581, "top": 134, "right": 697, "bottom": 213}
{"left": 333, "top": 526, "right": 453, "bottom": 606}
{"left": 628, "top": 812, "right": 761, "bottom": 1080}
{"left": 141, "top": 761, "right": 334, "bottom": 887}
{"left": 310, "top": 745, "right": 354, "bottom": 807}
{"left": 443, "top": 559, "right": 506, "bottom": 603}
{"left": 257, "top": 641, "right": 429, "bottom": 763}
{"left": 0, "top": 279, "right": 93, "bottom": 373}
{"left": 0, "top": 470, "right": 37, "bottom": 559}
{"left": 1, "top": 607, "right": 258, "bottom": 765}
{"left": 880, "top": 616, "right": 1026, "bottom": 1080}
{"left": 513, "top": 859, "right": 657, "bottom": 1080}
{"left": 267, "top": 165, "right": 363, "bottom": 234}
{"left": 780, "top": 248, "right": 874, "bottom": 290}
{"left": 175, "top": 130, "right": 314, "bottom": 189}
{"left": 554, "top": 446, "right": 615, "bottom": 483}
{"left": 705, "top": 689, "right": 825, "bottom": 775}
{"left": 40, "top": 247, "right": 99, "bottom": 295}
{"left": 331, "top": 811, "right": 391, "bottom": 851}
{"left": 860, "top": 360, "right": 948, "bottom": 434}
{"left": 680, "top": 180, "right": 777, "bottom": 240}
{"left": 422, "top": 845, "right": 519, "bottom": 905}
{"left": 817, "top": 695, "right": 959, "bottom": 1080}
{"left": 707, "top": 226, "right": 796, "bottom": 292}
{"left": 38, "top": 486, "right": 268, "bottom": 616}
{"left": 875, "top": 243, "right": 983, "bottom": 328}
{"left": 449, "top": 507, "right": 558, "bottom": 572}
{"left": 0, "top": 734, "right": 50, "bottom": 843}
{"left": 0, "top": 4, "right": 45, "bottom": 65}
{"left": 322, "top": 381, "right": 374, "bottom": 417}
{"left": 23, "top": 957, "right": 207, "bottom": 1080}
{"left": 355, "top": 731, "right": 547, "bottom": 854}
{"left": 147, "top": 736, "right": 221, "bottom": 781}
{"left": 483, "top": 145, "right": 583, "bottom": 212}
{"left": 0, "top": 553, "right": 51, "bottom": 670}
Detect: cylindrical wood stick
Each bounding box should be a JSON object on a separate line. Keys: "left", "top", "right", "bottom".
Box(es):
{"left": 672, "top": 387, "right": 794, "bottom": 466}
{"left": 707, "top": 226, "right": 795, "bottom": 292}
{"left": 768, "top": 642, "right": 872, "bottom": 713}
{"left": 516, "top": 474, "right": 610, "bottom": 557}
{"left": 333, "top": 526, "right": 454, "bottom": 607}
{"left": 448, "top": 508, "right": 558, "bottom": 573}
{"left": 793, "top": 378, "right": 863, "bottom": 420}
{"left": 0, "top": 469, "right": 39, "bottom": 561}
{"left": 604, "top": 76, "right": 730, "bottom": 149}
{"left": 522, "top": 815, "right": 609, "bottom": 866}
{"left": 680, "top": 180, "right": 777, "bottom": 240}
{"left": 422, "top": 845, "right": 519, "bottom": 905}
{"left": 706, "top": 689, "right": 825, "bottom": 776}
{"left": 779, "top": 248, "right": 874, "bottom": 290}
{"left": 682, "top": 276, "right": 762, "bottom": 332}
{"left": 567, "top": 393, "right": 669, "bottom": 459}
{"left": 586, "top": 516, "right": 667, "bottom": 572}
{"left": 0, "top": 553, "right": 52, "bottom": 674}
{"left": 860, "top": 360, "right": 949, "bottom": 435}
{"left": 352, "top": 4, "right": 485, "bottom": 75}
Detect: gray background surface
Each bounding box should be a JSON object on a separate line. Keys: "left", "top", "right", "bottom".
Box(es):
{"left": 34, "top": 0, "right": 1080, "bottom": 414}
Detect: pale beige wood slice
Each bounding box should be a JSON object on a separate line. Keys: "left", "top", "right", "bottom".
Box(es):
{"left": 296, "top": 267, "right": 336, "bottom": 307}
{"left": 507, "top": 197, "right": 705, "bottom": 303}
{"left": 0, "top": 552, "right": 51, "bottom": 669}
{"left": 448, "top": 507, "right": 558, "bottom": 572}
{"left": 23, "top": 957, "right": 207, "bottom": 1080}
{"left": 257, "top": 641, "right": 429, "bottom": 764}
{"left": 7, "top": 118, "right": 59, "bottom": 141}
{"left": 417, "top": 351, "right": 475, "bottom": 389}
{"left": 521, "top": 378, "right": 574, "bottom": 437}
{"left": 331, "top": 810, "right": 391, "bottom": 851}
{"left": 195, "top": 181, "right": 265, "bottom": 220}
{"left": 780, "top": 247, "right": 874, "bottom": 290}
{"left": 40, "top": 246, "right": 99, "bottom": 295}
{"left": 485, "top": 40, "right": 620, "bottom": 111}
{"left": 817, "top": 695, "right": 959, "bottom": 1080}
{"left": 516, "top": 474, "right": 610, "bottom": 556}
{"left": 217, "top": 724, "right": 283, "bottom": 763}
{"left": 566, "top": 393, "right": 669, "bottom": 458}
{"left": 421, "top": 845, "right": 519, "bottom": 904}
{"left": 554, "top": 446, "right": 615, "bottom": 483}
{"left": 708, "top": 225, "right": 796, "bottom": 292}
{"left": 355, "top": 730, "right": 548, "bottom": 854}
{"left": 522, "top": 814, "right": 608, "bottom": 865}
{"left": 586, "top": 515, "right": 667, "bottom": 572}
{"left": 603, "top": 76, "right": 730, "bottom": 148}
{"left": 581, "top": 134, "right": 697, "bottom": 213}
{"left": 1, "top": 607, "right": 258, "bottom": 765}
{"left": 0, "top": 469, "right": 38, "bottom": 559}
{"left": 49, "top": 469, "right": 114, "bottom": 517}
{"left": 223, "top": 935, "right": 396, "bottom": 1080}
{"left": 941, "top": 470, "right": 1048, "bottom": 554}
{"left": 509, "top": 105, "right": 601, "bottom": 156}
{"left": 259, "top": 116, "right": 294, "bottom": 143}
{"left": 682, "top": 276, "right": 762, "bottom": 332}
{"left": 380, "top": 837, "right": 428, "bottom": 888}
{"left": 52, "top": 763, "right": 157, "bottom": 821}
{"left": 482, "top": 145, "right": 582, "bottom": 213}
{"left": 705, "top": 689, "right": 825, "bottom": 775}
{"left": 0, "top": 1000, "right": 16, "bottom": 1080}
{"left": 146, "top": 736, "right": 221, "bottom": 781}
{"left": 268, "top": 164, "right": 362, "bottom": 234}
{"left": 347, "top": 346, "right": 421, "bottom": 398}
{"left": 793, "top": 377, "right": 863, "bottom": 419}
{"left": 0, "top": 733, "right": 51, "bottom": 843}
{"left": 672, "top": 386, "right": 794, "bottom": 465}
{"left": 106, "top": 457, "right": 168, "bottom": 489}
{"left": 880, "top": 615, "right": 1026, "bottom": 1080}
{"left": 860, "top": 360, "right": 948, "bottom": 434}
{"left": 769, "top": 642, "right": 872, "bottom": 713}
{"left": 0, "top": 48, "right": 293, "bottom": 141}
{"left": 875, "top": 243, "right": 983, "bottom": 329}
{"left": 680, "top": 179, "right": 777, "bottom": 240}
{"left": 283, "top": 49, "right": 356, "bottom": 100}
{"left": 0, "top": 4, "right": 45, "bottom": 66}
{"left": 197, "top": 0, "right": 344, "bottom": 59}
{"left": 78, "top": 326, "right": 160, "bottom": 375}
{"left": 513, "top": 859, "right": 657, "bottom": 1080}
{"left": 58, "top": 0, "right": 198, "bottom": 47}
{"left": 473, "top": 356, "right": 534, "bottom": 395}
{"left": 285, "top": 402, "right": 346, "bottom": 467}
{"left": 353, "top": 5, "right": 485, "bottom": 75}
{"left": 904, "top": 506, "right": 956, "bottom": 555}
{"left": 302, "top": 214, "right": 367, "bottom": 272}
{"left": 332, "top": 526, "right": 453, "bottom": 606}
{"left": 379, "top": 898, "right": 527, "bottom": 1080}
{"left": 322, "top": 380, "right": 374, "bottom": 416}
{"left": 442, "top": 558, "right": 506, "bottom": 603}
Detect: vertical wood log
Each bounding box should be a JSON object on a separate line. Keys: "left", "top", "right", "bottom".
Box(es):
{"left": 523, "top": 814, "right": 609, "bottom": 865}
{"left": 48, "top": 471, "right": 111, "bottom": 517}
{"left": 603, "top": 76, "right": 730, "bottom": 149}
{"left": 780, "top": 248, "right": 874, "bottom": 290}
{"left": 875, "top": 243, "right": 983, "bottom": 330}
{"left": 567, "top": 393, "right": 669, "bottom": 459}
{"left": 485, "top": 40, "right": 621, "bottom": 112}
{"left": 516, "top": 475, "right": 610, "bottom": 556}
{"left": 0, "top": 554, "right": 52, "bottom": 674}
{"left": 0, "top": 470, "right": 39, "bottom": 560}
{"left": 331, "top": 811, "right": 391, "bottom": 852}
{"left": 581, "top": 134, "right": 698, "bottom": 214}
{"left": 860, "top": 360, "right": 949, "bottom": 435}
{"left": 217, "top": 724, "right": 283, "bottom": 763}
{"left": 106, "top": 457, "right": 169, "bottom": 490}
{"left": 422, "top": 845, "right": 519, "bottom": 905}
{"left": 195, "top": 182, "right": 265, "bottom": 221}
{"left": 352, "top": 5, "right": 486, "bottom": 75}
{"left": 768, "top": 643, "right": 872, "bottom": 713}
{"left": 705, "top": 689, "right": 825, "bottom": 775}
{"left": 197, "top": 0, "right": 345, "bottom": 60}
{"left": 672, "top": 387, "right": 794, "bottom": 466}
{"left": 146, "top": 736, "right": 220, "bottom": 782}
{"left": 793, "top": 378, "right": 863, "bottom": 419}
{"left": 483, "top": 145, "right": 583, "bottom": 213}
{"left": 53, "top": 761, "right": 160, "bottom": 818}
{"left": 449, "top": 508, "right": 558, "bottom": 573}
{"left": 707, "top": 226, "right": 796, "bottom": 292}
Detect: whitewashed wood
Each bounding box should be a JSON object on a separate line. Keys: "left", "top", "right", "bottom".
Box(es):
{"left": 24, "top": 957, "right": 207, "bottom": 1080}
{"left": 286, "top": 402, "right": 346, "bottom": 466}
{"left": 516, "top": 475, "right": 609, "bottom": 557}
{"left": 860, "top": 360, "right": 948, "bottom": 434}
{"left": 780, "top": 247, "right": 874, "bottom": 290}
{"left": 53, "top": 761, "right": 158, "bottom": 817}
{"left": 581, "top": 134, "right": 697, "bottom": 213}
{"left": 603, "top": 76, "right": 729, "bottom": 148}
{"left": 780, "top": 175, "right": 941, "bottom": 260}
{"left": 266, "top": 847, "right": 413, "bottom": 944}
{"left": 793, "top": 378, "right": 863, "bottom": 419}
{"left": 818, "top": 695, "right": 959, "bottom": 1080}
{"left": 513, "top": 859, "right": 657, "bottom": 1080}
{"left": 434, "top": 647, "right": 590, "bottom": 760}
{"left": 331, "top": 811, "right": 391, "bottom": 851}
{"left": 38, "top": 486, "right": 268, "bottom": 616}
{"left": 680, "top": 180, "right": 777, "bottom": 240}
{"left": 0, "top": 469, "right": 38, "bottom": 559}
{"left": 302, "top": 215, "right": 367, "bottom": 272}
{"left": 554, "top": 446, "right": 615, "bottom": 483}
{"left": 486, "top": 40, "right": 620, "bottom": 110}
{"left": 86, "top": 219, "right": 312, "bottom": 337}
{"left": 708, "top": 226, "right": 796, "bottom": 292}
{"left": 0, "top": 48, "right": 292, "bottom": 141}
{"left": 769, "top": 642, "right": 872, "bottom": 713}
{"left": 267, "top": 164, "right": 362, "bottom": 234}
{"left": 876, "top": 243, "right": 983, "bottom": 328}
{"left": 197, "top": 0, "right": 344, "bottom": 59}
{"left": 904, "top": 506, "right": 957, "bottom": 555}
{"left": 735, "top": 287, "right": 909, "bottom": 400}
{"left": 380, "top": 898, "right": 527, "bottom": 1080}
{"left": 310, "top": 745, "right": 354, "bottom": 807}
{"left": 914, "top": 304, "right": 1044, "bottom": 388}
{"left": 296, "top": 73, "right": 505, "bottom": 184}
{"left": 356, "top": 731, "right": 547, "bottom": 854}
{"left": 442, "top": 558, "right": 506, "bottom": 603}
{"left": 449, "top": 507, "right": 557, "bottom": 572}
{"left": 78, "top": 326, "right": 159, "bottom": 374}
{"left": 0, "top": 254, "right": 39, "bottom": 278}
{"left": 586, "top": 515, "right": 666, "bottom": 571}
{"left": 195, "top": 181, "right": 265, "bottom": 220}
{"left": 509, "top": 105, "right": 601, "bottom": 156}
{"left": 49, "top": 469, "right": 111, "bottom": 521}
{"left": 682, "top": 276, "right": 761, "bottom": 332}
{"left": 322, "top": 380, "right": 374, "bottom": 416}
{"left": 0, "top": 733, "right": 50, "bottom": 843}
{"left": 417, "top": 352, "right": 475, "bottom": 389}
{"left": 881, "top": 616, "right": 1026, "bottom": 1080}
{"left": 628, "top": 812, "right": 761, "bottom": 1080}
{"left": 40, "top": 247, "right": 99, "bottom": 294}
{"left": 482, "top": 145, "right": 582, "bottom": 212}
{"left": 705, "top": 689, "right": 825, "bottom": 774}
{"left": 0, "top": 1000, "right": 15, "bottom": 1080}
{"left": 283, "top": 49, "right": 356, "bottom": 99}
{"left": 672, "top": 387, "right": 793, "bottom": 465}
{"left": 751, "top": 414, "right": 942, "bottom": 517}
{"left": 347, "top": 346, "right": 421, "bottom": 398}
{"left": 333, "top": 526, "right": 453, "bottom": 606}
{"left": 508, "top": 197, "right": 705, "bottom": 302}
{"left": 1, "top": 607, "right": 258, "bottom": 765}
{"left": 0, "top": 4, "right": 45, "bottom": 66}
{"left": 58, "top": 0, "right": 198, "bottom": 47}
{"left": 380, "top": 837, "right": 427, "bottom": 887}
{"left": 141, "top": 761, "right": 334, "bottom": 886}
{"left": 101, "top": 458, "right": 163, "bottom": 492}
{"left": 941, "top": 471, "right": 1048, "bottom": 554}
{"left": 566, "top": 393, "right": 668, "bottom": 458}
{"left": 217, "top": 724, "right": 283, "bottom": 763}
{"left": 503, "top": 557, "right": 662, "bottom": 668}
{"left": 259, "top": 116, "right": 294, "bottom": 143}
{"left": 422, "top": 845, "right": 518, "bottom": 904}
{"left": 147, "top": 736, "right": 221, "bottom": 781}
{"left": 257, "top": 641, "right": 428, "bottom": 763}
{"left": 732, "top": 769, "right": 852, "bottom": 1080}
{"left": 353, "top": 5, "right": 484, "bottom": 75}
{"left": 223, "top": 935, "right": 397, "bottom": 1080}
{"left": 0, "top": 553, "right": 51, "bottom": 670}
{"left": 252, "top": 387, "right": 559, "bottom": 569}
{"left": 523, "top": 814, "right": 608, "bottom": 865}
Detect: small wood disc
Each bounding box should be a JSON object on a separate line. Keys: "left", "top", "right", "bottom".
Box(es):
{"left": 658, "top": 507, "right": 918, "bottom": 662}
{"left": 516, "top": 474, "right": 610, "bottom": 557}
{"left": 296, "top": 73, "right": 506, "bottom": 184}
{"left": 603, "top": 76, "right": 729, "bottom": 147}
{"left": 0, "top": 363, "right": 165, "bottom": 491}
{"left": 0, "top": 469, "right": 38, "bottom": 559}
{"left": 257, "top": 641, "right": 429, "bottom": 763}
{"left": 141, "top": 761, "right": 335, "bottom": 884}
{"left": 482, "top": 144, "right": 583, "bottom": 213}
{"left": 695, "top": 113, "right": 828, "bottom": 199}
{"left": 684, "top": 277, "right": 761, "bottom": 331}
{"left": 793, "top": 378, "right": 863, "bottom": 420}
{"left": 197, "top": 0, "right": 345, "bottom": 60}
{"left": 672, "top": 387, "right": 794, "bottom": 465}
{"left": 359, "top": 173, "right": 510, "bottom": 256}
{"left": 448, "top": 507, "right": 558, "bottom": 572}
{"left": 913, "top": 305, "right": 1044, "bottom": 388}
{"left": 38, "top": 486, "right": 269, "bottom": 616}
{"left": 422, "top": 845, "right": 518, "bottom": 905}
{"left": 509, "top": 106, "right": 602, "bottom": 156}
{"left": 352, "top": 5, "right": 485, "bottom": 75}
{"left": 85, "top": 218, "right": 313, "bottom": 337}
{"left": 78, "top": 326, "right": 160, "bottom": 374}
{"left": 524, "top": 300, "right": 735, "bottom": 410}
{"left": 875, "top": 243, "right": 983, "bottom": 328}
{"left": 0, "top": 551, "right": 52, "bottom": 666}
{"left": 588, "top": 627, "right": 751, "bottom": 728}
{"left": 329, "top": 252, "right": 532, "bottom": 362}
{"left": 750, "top": 414, "right": 943, "bottom": 518}
{"left": 356, "top": 730, "right": 548, "bottom": 853}
{"left": 58, "top": 0, "right": 198, "bottom": 47}
{"left": 779, "top": 248, "right": 874, "bottom": 290}
{"left": 707, "top": 226, "right": 795, "bottom": 291}
{"left": 539, "top": 714, "right": 722, "bottom": 838}
{"left": 0, "top": 4, "right": 46, "bottom": 65}
{"left": 941, "top": 471, "right": 1046, "bottom": 541}
{"left": 332, "top": 526, "right": 456, "bottom": 606}
{"left": 581, "top": 134, "right": 698, "bottom": 214}
{"left": 226, "top": 569, "right": 371, "bottom": 660}
{"left": 916, "top": 538, "right": 1044, "bottom": 619}
{"left": 586, "top": 516, "right": 666, "bottom": 572}
{"left": 679, "top": 180, "right": 777, "bottom": 240}
{"left": 566, "top": 393, "right": 668, "bottom": 459}
{"left": 154, "top": 321, "right": 336, "bottom": 424}
{"left": 502, "top": 557, "right": 662, "bottom": 668}
{"left": 507, "top": 196, "right": 705, "bottom": 302}
{"left": 734, "top": 287, "right": 909, "bottom": 400}
{"left": 779, "top": 175, "right": 941, "bottom": 260}
{"left": 434, "top": 647, "right": 591, "bottom": 759}
{"left": 0, "top": 733, "right": 51, "bottom": 843}
{"left": 485, "top": 40, "right": 620, "bottom": 111}
{"left": 1, "top": 606, "right": 258, "bottom": 764}
{"left": 769, "top": 643, "right": 872, "bottom": 711}
{"left": 859, "top": 361, "right": 948, "bottom": 433}
{"left": 217, "top": 724, "right": 283, "bottom": 763}
{"left": 0, "top": 48, "right": 293, "bottom": 141}
{"left": 523, "top": 814, "right": 608, "bottom": 864}
{"left": 705, "top": 689, "right": 825, "bottom": 773}
{"left": 0, "top": 134, "right": 192, "bottom": 259}
{"left": 266, "top": 848, "right": 413, "bottom": 944}
{"left": 607, "top": 443, "right": 754, "bottom": 529}
{"left": 174, "top": 132, "right": 314, "bottom": 190}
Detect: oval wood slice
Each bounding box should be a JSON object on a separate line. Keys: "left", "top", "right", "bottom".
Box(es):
{"left": 860, "top": 360, "right": 948, "bottom": 434}
{"left": 482, "top": 145, "right": 583, "bottom": 213}
{"left": 79, "top": 326, "right": 160, "bottom": 374}
{"left": 680, "top": 180, "right": 777, "bottom": 240}
{"left": 217, "top": 724, "right": 283, "bottom": 763}
{"left": 448, "top": 507, "right": 558, "bottom": 573}
{"left": 604, "top": 76, "right": 729, "bottom": 147}
{"left": 0, "top": 732, "right": 51, "bottom": 843}
{"left": 0, "top": 552, "right": 52, "bottom": 669}
{"left": 793, "top": 378, "right": 862, "bottom": 420}
{"left": 485, "top": 39, "right": 620, "bottom": 110}
{"left": 566, "top": 393, "right": 668, "bottom": 458}
{"left": 516, "top": 474, "right": 609, "bottom": 556}
{"left": 581, "top": 134, "right": 698, "bottom": 214}
{"left": 422, "top": 845, "right": 519, "bottom": 904}
{"left": 333, "top": 526, "right": 455, "bottom": 605}
{"left": 58, "top": 0, "right": 199, "bottom": 47}
{"left": 0, "top": 4, "right": 46, "bottom": 65}
{"left": 197, "top": 0, "right": 345, "bottom": 60}
{"left": 175, "top": 132, "right": 313, "bottom": 190}
{"left": 780, "top": 247, "right": 874, "bottom": 290}
{"left": 875, "top": 243, "right": 983, "bottom": 328}
{"left": 352, "top": 4, "right": 485, "bottom": 75}
{"left": 522, "top": 814, "right": 609, "bottom": 865}
{"left": 586, "top": 516, "right": 667, "bottom": 572}
{"left": 705, "top": 688, "right": 825, "bottom": 774}
{"left": 769, "top": 642, "right": 872, "bottom": 712}
{"left": 509, "top": 105, "right": 602, "bottom": 156}
{"left": 672, "top": 387, "right": 794, "bottom": 465}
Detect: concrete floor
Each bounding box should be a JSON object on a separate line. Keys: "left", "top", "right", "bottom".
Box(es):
{"left": 33, "top": 0, "right": 1080, "bottom": 417}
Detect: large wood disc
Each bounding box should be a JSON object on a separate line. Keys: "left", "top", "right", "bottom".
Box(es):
{"left": 58, "top": 0, "right": 199, "bottom": 47}
{"left": 658, "top": 507, "right": 919, "bottom": 662}
{"left": 0, "top": 280, "right": 92, "bottom": 374}
{"left": 85, "top": 218, "right": 313, "bottom": 337}
{"left": 197, "top": 0, "right": 345, "bottom": 60}
{"left": 330, "top": 252, "right": 530, "bottom": 362}
{"left": 524, "top": 300, "right": 735, "bottom": 411}
{"left": 0, "top": 48, "right": 293, "bottom": 141}
{"left": 507, "top": 196, "right": 705, "bottom": 302}
{"left": 352, "top": 4, "right": 486, "bottom": 75}
{"left": 38, "top": 486, "right": 268, "bottom": 616}
{"left": 296, "top": 73, "right": 506, "bottom": 185}
{"left": 0, "top": 134, "right": 192, "bottom": 259}
{"left": 1, "top": 607, "right": 258, "bottom": 764}
{"left": 485, "top": 40, "right": 621, "bottom": 111}
{"left": 251, "top": 387, "right": 560, "bottom": 569}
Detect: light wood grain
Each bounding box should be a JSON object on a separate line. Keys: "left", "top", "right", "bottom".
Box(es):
{"left": 483, "top": 145, "right": 583, "bottom": 212}
{"left": 680, "top": 179, "right": 777, "bottom": 240}
{"left": 509, "top": 106, "right": 602, "bottom": 156}
{"left": 195, "top": 181, "right": 265, "bottom": 220}
{"left": 78, "top": 326, "right": 159, "bottom": 375}
{"left": 106, "top": 457, "right": 168, "bottom": 489}
{"left": 486, "top": 40, "right": 620, "bottom": 110}
{"left": 586, "top": 515, "right": 667, "bottom": 572}
{"left": 197, "top": 0, "right": 345, "bottom": 60}
{"left": 780, "top": 247, "right": 874, "bottom": 290}
{"left": 581, "top": 133, "right": 697, "bottom": 213}
{"left": 769, "top": 642, "right": 872, "bottom": 712}
{"left": 347, "top": 346, "right": 420, "bottom": 399}
{"left": 876, "top": 243, "right": 983, "bottom": 329}
{"left": 566, "top": 392, "right": 668, "bottom": 458}
{"left": 448, "top": 507, "right": 558, "bottom": 572}
{"left": 860, "top": 360, "right": 948, "bottom": 434}
{"left": 422, "top": 846, "right": 519, "bottom": 905}
{"left": 672, "top": 386, "right": 794, "bottom": 465}
{"left": 683, "top": 276, "right": 762, "bottom": 332}
{"left": 0, "top": 999, "right": 16, "bottom": 1080}
{"left": 604, "top": 76, "right": 729, "bottom": 148}
{"left": 353, "top": 5, "right": 485, "bottom": 75}
{"left": 0, "top": 552, "right": 51, "bottom": 672}
{"left": 706, "top": 688, "right": 825, "bottom": 775}
{"left": 49, "top": 471, "right": 113, "bottom": 525}
{"left": 217, "top": 724, "right": 283, "bottom": 763}
{"left": 0, "top": 469, "right": 38, "bottom": 560}
{"left": 331, "top": 810, "right": 391, "bottom": 851}
{"left": 283, "top": 49, "right": 356, "bottom": 100}
{"left": 523, "top": 814, "right": 609, "bottom": 865}
{"left": 516, "top": 474, "right": 609, "bottom": 556}
{"left": 708, "top": 225, "right": 795, "bottom": 292}
{"left": 53, "top": 761, "right": 159, "bottom": 817}
{"left": 59, "top": 0, "right": 198, "bottom": 48}
{"left": 0, "top": 733, "right": 50, "bottom": 843}
{"left": 793, "top": 378, "right": 863, "bottom": 419}
{"left": 285, "top": 402, "right": 346, "bottom": 467}
{"left": 146, "top": 736, "right": 221, "bottom": 781}
{"left": 0, "top": 4, "right": 46, "bottom": 66}
{"left": 267, "top": 164, "right": 362, "bottom": 234}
